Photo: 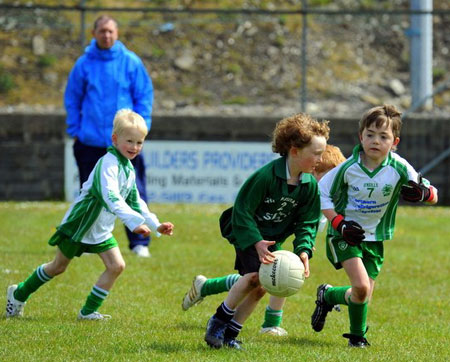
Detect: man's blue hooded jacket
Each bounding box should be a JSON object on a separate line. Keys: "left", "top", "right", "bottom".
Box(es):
{"left": 64, "top": 39, "right": 153, "bottom": 148}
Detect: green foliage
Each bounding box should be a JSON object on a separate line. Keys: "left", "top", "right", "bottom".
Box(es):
{"left": 37, "top": 54, "right": 58, "bottom": 68}
{"left": 225, "top": 63, "right": 242, "bottom": 75}
{"left": 309, "top": 0, "right": 334, "bottom": 6}
{"left": 273, "top": 34, "right": 285, "bottom": 47}
{"left": 223, "top": 96, "right": 248, "bottom": 105}
{"left": 278, "top": 15, "right": 287, "bottom": 26}
{"left": 308, "top": 0, "right": 379, "bottom": 7}
{"left": 0, "top": 66, "right": 15, "bottom": 94}
{"left": 180, "top": 85, "right": 197, "bottom": 96}
{"left": 151, "top": 45, "right": 165, "bottom": 58}
{"left": 0, "top": 203, "right": 449, "bottom": 361}
{"left": 433, "top": 67, "right": 446, "bottom": 82}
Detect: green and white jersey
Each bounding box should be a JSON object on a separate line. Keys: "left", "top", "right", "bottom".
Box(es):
{"left": 223, "top": 156, "right": 320, "bottom": 257}
{"left": 57, "top": 147, "right": 161, "bottom": 245}
{"left": 319, "top": 144, "right": 430, "bottom": 241}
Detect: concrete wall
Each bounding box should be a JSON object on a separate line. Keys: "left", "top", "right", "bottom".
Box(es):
{"left": 1, "top": 113, "right": 449, "bottom": 204}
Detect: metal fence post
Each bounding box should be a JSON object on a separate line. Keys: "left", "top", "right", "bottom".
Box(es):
{"left": 300, "top": 0, "right": 308, "bottom": 112}
{"left": 410, "top": 0, "right": 433, "bottom": 110}
{"left": 80, "top": 0, "right": 86, "bottom": 50}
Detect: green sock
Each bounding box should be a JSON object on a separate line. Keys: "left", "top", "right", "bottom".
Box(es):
{"left": 201, "top": 274, "right": 241, "bottom": 297}
{"left": 324, "top": 286, "right": 351, "bottom": 306}
{"left": 348, "top": 297, "right": 368, "bottom": 337}
{"left": 80, "top": 285, "right": 109, "bottom": 315}
{"left": 261, "top": 306, "right": 283, "bottom": 328}
{"left": 14, "top": 264, "right": 53, "bottom": 302}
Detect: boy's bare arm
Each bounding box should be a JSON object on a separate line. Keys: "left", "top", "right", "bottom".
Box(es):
{"left": 322, "top": 209, "right": 338, "bottom": 222}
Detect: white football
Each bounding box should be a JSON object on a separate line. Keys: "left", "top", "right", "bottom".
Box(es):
{"left": 259, "top": 250, "right": 305, "bottom": 297}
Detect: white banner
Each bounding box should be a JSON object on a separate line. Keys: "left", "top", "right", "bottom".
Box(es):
{"left": 65, "top": 140, "right": 278, "bottom": 203}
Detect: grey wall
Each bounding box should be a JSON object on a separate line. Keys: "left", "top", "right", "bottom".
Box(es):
{"left": 1, "top": 113, "right": 449, "bottom": 204}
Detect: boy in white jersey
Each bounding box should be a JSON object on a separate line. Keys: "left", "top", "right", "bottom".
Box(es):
{"left": 6, "top": 109, "right": 174, "bottom": 320}
{"left": 311, "top": 105, "right": 438, "bottom": 347}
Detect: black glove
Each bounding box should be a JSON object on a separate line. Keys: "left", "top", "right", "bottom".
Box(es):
{"left": 401, "top": 173, "right": 431, "bottom": 203}
{"left": 331, "top": 215, "right": 365, "bottom": 246}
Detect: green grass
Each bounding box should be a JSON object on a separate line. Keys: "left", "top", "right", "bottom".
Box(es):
{"left": 0, "top": 203, "right": 449, "bottom": 361}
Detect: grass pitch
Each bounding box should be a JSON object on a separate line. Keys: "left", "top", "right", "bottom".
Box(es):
{"left": 0, "top": 203, "right": 449, "bottom": 361}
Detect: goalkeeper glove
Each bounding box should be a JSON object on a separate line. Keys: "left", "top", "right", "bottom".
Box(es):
{"left": 331, "top": 215, "right": 365, "bottom": 246}
{"left": 401, "top": 173, "right": 432, "bottom": 203}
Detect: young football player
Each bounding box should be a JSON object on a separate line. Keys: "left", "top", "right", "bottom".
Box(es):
{"left": 202, "top": 113, "right": 330, "bottom": 349}
{"left": 311, "top": 105, "right": 438, "bottom": 347}
{"left": 182, "top": 145, "right": 346, "bottom": 337}
{"left": 6, "top": 109, "right": 174, "bottom": 320}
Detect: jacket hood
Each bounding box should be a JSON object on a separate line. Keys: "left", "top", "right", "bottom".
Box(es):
{"left": 84, "top": 39, "right": 125, "bottom": 60}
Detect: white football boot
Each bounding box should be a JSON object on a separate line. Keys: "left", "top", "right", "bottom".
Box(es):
{"left": 77, "top": 310, "right": 111, "bottom": 320}
{"left": 259, "top": 326, "right": 288, "bottom": 336}
{"left": 6, "top": 284, "right": 26, "bottom": 318}
{"left": 182, "top": 275, "right": 207, "bottom": 311}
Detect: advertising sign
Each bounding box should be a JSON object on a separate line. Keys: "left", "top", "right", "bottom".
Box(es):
{"left": 65, "top": 140, "right": 277, "bottom": 203}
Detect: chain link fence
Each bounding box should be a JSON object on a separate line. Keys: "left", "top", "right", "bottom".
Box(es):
{"left": 0, "top": 2, "right": 449, "bottom": 117}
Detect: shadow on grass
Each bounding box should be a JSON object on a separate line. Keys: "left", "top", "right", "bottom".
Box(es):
{"left": 270, "top": 335, "right": 334, "bottom": 347}
{"left": 147, "top": 340, "right": 243, "bottom": 354}
{"left": 145, "top": 341, "right": 190, "bottom": 353}
{"left": 2, "top": 315, "right": 42, "bottom": 323}
{"left": 176, "top": 320, "right": 207, "bottom": 332}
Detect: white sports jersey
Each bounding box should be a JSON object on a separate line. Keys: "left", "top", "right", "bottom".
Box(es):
{"left": 57, "top": 147, "right": 161, "bottom": 245}
{"left": 319, "top": 144, "right": 432, "bottom": 241}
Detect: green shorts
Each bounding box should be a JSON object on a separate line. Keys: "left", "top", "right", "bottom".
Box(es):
{"left": 48, "top": 231, "right": 118, "bottom": 259}
{"left": 326, "top": 234, "right": 384, "bottom": 280}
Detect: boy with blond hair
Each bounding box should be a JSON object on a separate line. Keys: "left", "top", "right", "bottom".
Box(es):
{"left": 311, "top": 105, "right": 438, "bottom": 347}
{"left": 6, "top": 109, "right": 174, "bottom": 320}
{"left": 65, "top": 15, "right": 154, "bottom": 257}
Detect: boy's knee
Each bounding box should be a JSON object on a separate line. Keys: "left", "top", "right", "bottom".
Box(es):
{"left": 352, "top": 284, "right": 370, "bottom": 302}
{"left": 254, "top": 286, "right": 267, "bottom": 300}
{"left": 248, "top": 273, "right": 261, "bottom": 288}
{"left": 45, "top": 262, "right": 67, "bottom": 276}
{"left": 108, "top": 261, "right": 126, "bottom": 275}
{"left": 52, "top": 265, "right": 68, "bottom": 276}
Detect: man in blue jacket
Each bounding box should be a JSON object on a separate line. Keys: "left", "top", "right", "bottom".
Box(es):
{"left": 64, "top": 15, "right": 154, "bottom": 257}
